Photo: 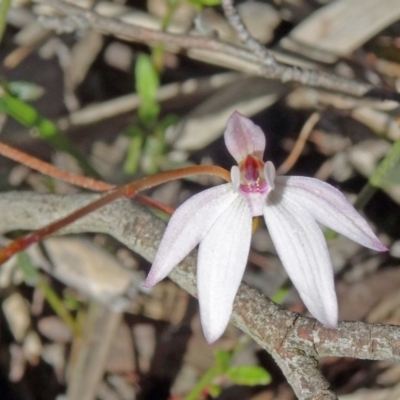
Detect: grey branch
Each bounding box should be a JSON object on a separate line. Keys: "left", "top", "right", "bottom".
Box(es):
{"left": 33, "top": 0, "right": 372, "bottom": 98}
{"left": 221, "top": 0, "right": 275, "bottom": 64}
{"left": 2, "top": 192, "right": 400, "bottom": 399}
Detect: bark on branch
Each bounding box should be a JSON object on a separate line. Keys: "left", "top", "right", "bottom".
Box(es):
{"left": 33, "top": 0, "right": 373, "bottom": 99}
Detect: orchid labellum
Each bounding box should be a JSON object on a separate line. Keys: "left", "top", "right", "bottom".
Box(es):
{"left": 145, "top": 111, "right": 387, "bottom": 344}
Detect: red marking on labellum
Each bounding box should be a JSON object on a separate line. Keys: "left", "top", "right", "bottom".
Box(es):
{"left": 239, "top": 155, "right": 268, "bottom": 194}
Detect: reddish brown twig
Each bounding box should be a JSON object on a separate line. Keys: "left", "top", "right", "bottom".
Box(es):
{"left": 0, "top": 141, "right": 113, "bottom": 191}
{"left": 0, "top": 165, "right": 230, "bottom": 264}
{"left": 0, "top": 140, "right": 176, "bottom": 214}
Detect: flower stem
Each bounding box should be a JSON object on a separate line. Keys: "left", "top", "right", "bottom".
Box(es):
{"left": 0, "top": 165, "right": 230, "bottom": 264}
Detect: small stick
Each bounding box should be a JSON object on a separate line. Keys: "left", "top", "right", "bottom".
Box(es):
{"left": 0, "top": 141, "right": 175, "bottom": 214}
{"left": 277, "top": 112, "right": 320, "bottom": 175}
{"left": 34, "top": 0, "right": 372, "bottom": 98}
{"left": 0, "top": 141, "right": 113, "bottom": 191}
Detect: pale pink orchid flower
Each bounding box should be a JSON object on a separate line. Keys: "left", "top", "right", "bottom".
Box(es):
{"left": 144, "top": 111, "right": 387, "bottom": 343}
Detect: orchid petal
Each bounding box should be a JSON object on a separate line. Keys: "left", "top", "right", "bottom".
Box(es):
{"left": 198, "top": 196, "right": 252, "bottom": 343}
{"left": 263, "top": 192, "right": 338, "bottom": 327}
{"left": 231, "top": 166, "right": 240, "bottom": 192}
{"left": 144, "top": 184, "right": 238, "bottom": 288}
{"left": 224, "top": 111, "right": 266, "bottom": 163}
{"left": 264, "top": 161, "right": 276, "bottom": 190}
{"left": 275, "top": 176, "right": 387, "bottom": 252}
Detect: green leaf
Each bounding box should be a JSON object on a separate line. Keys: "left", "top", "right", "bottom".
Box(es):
{"left": 152, "top": 43, "right": 166, "bottom": 71}
{"left": 141, "top": 123, "right": 167, "bottom": 174}
{"left": 379, "top": 157, "right": 400, "bottom": 185}
{"left": 0, "top": 98, "right": 6, "bottom": 114}
{"left": 324, "top": 229, "right": 338, "bottom": 240}
{"left": 271, "top": 286, "right": 289, "bottom": 304}
{"left": 225, "top": 366, "right": 272, "bottom": 386}
{"left": 1, "top": 90, "right": 100, "bottom": 178}
{"left": 215, "top": 349, "right": 231, "bottom": 373}
{"left": 208, "top": 384, "right": 222, "bottom": 398}
{"left": 64, "top": 293, "right": 82, "bottom": 311}
{"left": 17, "top": 252, "right": 39, "bottom": 286}
{"left": 37, "top": 118, "right": 58, "bottom": 138}
{"left": 136, "top": 54, "right": 159, "bottom": 102}
{"left": 139, "top": 102, "right": 160, "bottom": 126}
{"left": 135, "top": 54, "right": 160, "bottom": 125}
{"left": 186, "top": 0, "right": 220, "bottom": 6}
{"left": 124, "top": 127, "right": 144, "bottom": 175}
{"left": 8, "top": 81, "right": 45, "bottom": 101}
{"left": 158, "top": 114, "right": 179, "bottom": 130}
{"left": 185, "top": 366, "right": 218, "bottom": 400}
{"left": 142, "top": 135, "right": 163, "bottom": 174}
{"left": 3, "top": 94, "right": 38, "bottom": 126}
{"left": 369, "top": 138, "right": 400, "bottom": 188}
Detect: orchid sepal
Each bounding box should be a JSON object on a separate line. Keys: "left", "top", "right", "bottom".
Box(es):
{"left": 144, "top": 184, "right": 238, "bottom": 288}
